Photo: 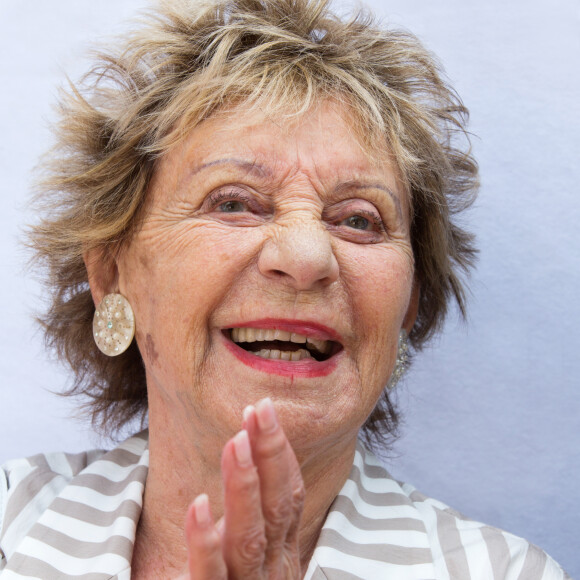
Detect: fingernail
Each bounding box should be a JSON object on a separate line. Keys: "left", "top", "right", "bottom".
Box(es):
{"left": 233, "top": 429, "right": 253, "bottom": 467}
{"left": 256, "top": 398, "right": 277, "bottom": 433}
{"left": 243, "top": 404, "right": 255, "bottom": 423}
{"left": 194, "top": 494, "right": 211, "bottom": 527}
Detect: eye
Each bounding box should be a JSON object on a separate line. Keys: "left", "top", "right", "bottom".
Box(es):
{"left": 207, "top": 189, "right": 253, "bottom": 213}
{"left": 339, "top": 209, "right": 385, "bottom": 234}
{"left": 324, "top": 200, "right": 387, "bottom": 243}
{"left": 341, "top": 214, "right": 372, "bottom": 230}
{"left": 217, "top": 199, "right": 247, "bottom": 213}
{"left": 202, "top": 187, "right": 271, "bottom": 225}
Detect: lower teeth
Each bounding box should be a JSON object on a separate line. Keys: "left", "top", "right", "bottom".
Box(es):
{"left": 254, "top": 348, "right": 313, "bottom": 361}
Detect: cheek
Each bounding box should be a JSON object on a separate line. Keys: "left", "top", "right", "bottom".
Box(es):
{"left": 340, "top": 244, "right": 413, "bottom": 380}
{"left": 119, "top": 222, "right": 265, "bottom": 335}
{"left": 344, "top": 246, "right": 413, "bottom": 322}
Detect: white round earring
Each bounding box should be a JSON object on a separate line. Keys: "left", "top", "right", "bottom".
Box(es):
{"left": 93, "top": 293, "right": 135, "bottom": 356}
{"left": 386, "top": 329, "right": 410, "bottom": 390}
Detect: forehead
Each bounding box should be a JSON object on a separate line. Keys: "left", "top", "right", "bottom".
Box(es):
{"left": 157, "top": 100, "right": 407, "bottom": 205}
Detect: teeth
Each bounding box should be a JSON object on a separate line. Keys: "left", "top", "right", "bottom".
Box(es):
{"left": 231, "top": 327, "right": 330, "bottom": 353}
{"left": 306, "top": 337, "right": 331, "bottom": 354}
{"left": 254, "top": 348, "right": 313, "bottom": 361}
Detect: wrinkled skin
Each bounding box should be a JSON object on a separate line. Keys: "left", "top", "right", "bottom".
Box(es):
{"left": 85, "top": 100, "right": 418, "bottom": 578}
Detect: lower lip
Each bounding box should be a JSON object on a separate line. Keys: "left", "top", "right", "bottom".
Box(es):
{"left": 223, "top": 337, "right": 340, "bottom": 378}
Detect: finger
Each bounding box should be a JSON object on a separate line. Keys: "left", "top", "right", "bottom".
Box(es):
{"left": 252, "top": 398, "right": 304, "bottom": 574}
{"left": 184, "top": 494, "right": 227, "bottom": 579}
{"left": 222, "top": 429, "right": 268, "bottom": 579}
{"left": 242, "top": 403, "right": 255, "bottom": 432}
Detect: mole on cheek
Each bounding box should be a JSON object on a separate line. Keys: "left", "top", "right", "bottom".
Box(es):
{"left": 145, "top": 333, "right": 159, "bottom": 365}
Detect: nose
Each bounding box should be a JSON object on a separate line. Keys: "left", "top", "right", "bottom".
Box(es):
{"left": 258, "top": 216, "right": 339, "bottom": 291}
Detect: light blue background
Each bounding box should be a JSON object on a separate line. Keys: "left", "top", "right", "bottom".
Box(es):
{"left": 0, "top": 0, "right": 578, "bottom": 576}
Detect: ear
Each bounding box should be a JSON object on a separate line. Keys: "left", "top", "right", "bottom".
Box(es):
{"left": 83, "top": 247, "right": 119, "bottom": 308}
{"left": 402, "top": 279, "right": 420, "bottom": 334}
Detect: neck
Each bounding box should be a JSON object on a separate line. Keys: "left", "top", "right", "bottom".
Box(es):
{"left": 132, "top": 405, "right": 358, "bottom": 577}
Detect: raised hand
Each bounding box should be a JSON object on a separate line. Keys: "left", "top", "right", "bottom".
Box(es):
{"left": 178, "top": 398, "right": 306, "bottom": 579}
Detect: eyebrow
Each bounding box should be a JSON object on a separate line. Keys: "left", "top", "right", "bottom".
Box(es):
{"left": 335, "top": 180, "right": 403, "bottom": 221}
{"left": 189, "top": 158, "right": 271, "bottom": 178}
{"left": 188, "top": 160, "right": 403, "bottom": 220}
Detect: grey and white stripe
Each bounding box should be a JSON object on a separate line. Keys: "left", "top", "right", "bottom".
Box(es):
{"left": 1, "top": 433, "right": 147, "bottom": 579}
{"left": 0, "top": 433, "right": 570, "bottom": 579}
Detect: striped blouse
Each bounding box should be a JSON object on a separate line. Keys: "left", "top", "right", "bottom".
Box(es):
{"left": 0, "top": 432, "right": 569, "bottom": 579}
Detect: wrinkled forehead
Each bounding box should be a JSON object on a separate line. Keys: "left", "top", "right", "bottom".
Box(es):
{"left": 162, "top": 95, "right": 409, "bottom": 198}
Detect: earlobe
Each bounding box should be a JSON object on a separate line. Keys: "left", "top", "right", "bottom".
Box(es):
{"left": 83, "top": 247, "right": 119, "bottom": 307}
{"left": 402, "top": 280, "right": 420, "bottom": 334}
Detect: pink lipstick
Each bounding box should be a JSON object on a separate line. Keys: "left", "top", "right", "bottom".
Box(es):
{"left": 222, "top": 319, "right": 343, "bottom": 378}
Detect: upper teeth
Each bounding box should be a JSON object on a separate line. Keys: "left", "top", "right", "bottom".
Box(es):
{"left": 230, "top": 327, "right": 331, "bottom": 354}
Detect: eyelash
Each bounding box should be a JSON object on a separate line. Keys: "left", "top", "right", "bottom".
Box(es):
{"left": 208, "top": 188, "right": 251, "bottom": 209}
{"left": 340, "top": 209, "right": 386, "bottom": 233}
{"left": 207, "top": 188, "right": 387, "bottom": 236}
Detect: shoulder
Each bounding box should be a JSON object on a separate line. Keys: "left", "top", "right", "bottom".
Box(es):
{"left": 310, "top": 443, "right": 569, "bottom": 580}
{"left": 0, "top": 447, "right": 106, "bottom": 569}
{"left": 0, "top": 431, "right": 148, "bottom": 572}
{"left": 401, "top": 482, "right": 569, "bottom": 580}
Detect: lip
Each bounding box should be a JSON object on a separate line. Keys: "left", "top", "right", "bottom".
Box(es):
{"left": 222, "top": 318, "right": 343, "bottom": 378}
{"left": 226, "top": 318, "right": 343, "bottom": 342}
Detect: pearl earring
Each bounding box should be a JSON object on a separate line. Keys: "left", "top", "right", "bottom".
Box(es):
{"left": 93, "top": 293, "right": 135, "bottom": 356}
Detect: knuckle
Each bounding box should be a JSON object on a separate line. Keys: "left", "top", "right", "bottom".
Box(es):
{"left": 292, "top": 481, "right": 306, "bottom": 507}
{"left": 264, "top": 497, "right": 293, "bottom": 529}
{"left": 234, "top": 527, "right": 267, "bottom": 568}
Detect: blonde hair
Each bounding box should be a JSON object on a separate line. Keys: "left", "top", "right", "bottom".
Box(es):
{"left": 30, "top": 0, "right": 478, "bottom": 442}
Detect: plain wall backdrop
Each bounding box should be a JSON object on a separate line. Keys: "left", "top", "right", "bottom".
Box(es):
{"left": 0, "top": 0, "right": 578, "bottom": 576}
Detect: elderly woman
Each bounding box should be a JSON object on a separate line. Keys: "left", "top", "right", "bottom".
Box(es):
{"left": 0, "top": 0, "right": 569, "bottom": 578}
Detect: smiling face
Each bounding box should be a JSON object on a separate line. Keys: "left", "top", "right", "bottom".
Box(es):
{"left": 107, "top": 100, "right": 417, "bottom": 460}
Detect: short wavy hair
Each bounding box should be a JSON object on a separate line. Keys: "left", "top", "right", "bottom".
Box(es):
{"left": 30, "top": 0, "right": 478, "bottom": 443}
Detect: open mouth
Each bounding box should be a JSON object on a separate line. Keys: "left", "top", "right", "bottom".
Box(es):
{"left": 224, "top": 327, "right": 341, "bottom": 362}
